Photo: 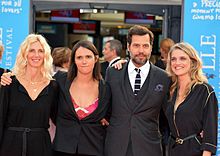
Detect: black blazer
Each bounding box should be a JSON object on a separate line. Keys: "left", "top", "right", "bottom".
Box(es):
{"left": 101, "top": 58, "right": 121, "bottom": 79}
{"left": 53, "top": 72, "right": 111, "bottom": 156}
{"left": 101, "top": 61, "right": 109, "bottom": 79}
{"left": 105, "top": 62, "right": 170, "bottom": 156}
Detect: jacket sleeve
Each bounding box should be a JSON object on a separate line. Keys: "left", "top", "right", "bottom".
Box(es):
{"left": 0, "top": 85, "right": 10, "bottom": 143}
{"left": 50, "top": 81, "right": 60, "bottom": 125}
{"left": 201, "top": 88, "right": 218, "bottom": 154}
{"left": 104, "top": 67, "right": 113, "bottom": 121}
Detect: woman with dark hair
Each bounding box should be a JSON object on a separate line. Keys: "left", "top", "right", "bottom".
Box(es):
{"left": 52, "top": 40, "right": 111, "bottom": 156}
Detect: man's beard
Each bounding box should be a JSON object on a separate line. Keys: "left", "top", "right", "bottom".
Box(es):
{"left": 131, "top": 54, "right": 150, "bottom": 66}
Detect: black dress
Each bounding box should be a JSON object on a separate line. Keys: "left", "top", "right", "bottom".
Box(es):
{"left": 166, "top": 83, "right": 218, "bottom": 156}
{"left": 0, "top": 76, "right": 59, "bottom": 156}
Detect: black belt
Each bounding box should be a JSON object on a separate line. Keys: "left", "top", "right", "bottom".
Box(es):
{"left": 171, "top": 133, "right": 198, "bottom": 147}
{"left": 7, "top": 127, "right": 46, "bottom": 156}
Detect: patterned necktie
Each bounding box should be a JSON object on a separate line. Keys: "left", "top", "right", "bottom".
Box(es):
{"left": 134, "top": 68, "right": 141, "bottom": 95}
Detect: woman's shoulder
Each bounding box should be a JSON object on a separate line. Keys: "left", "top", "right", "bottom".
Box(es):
{"left": 193, "top": 82, "right": 214, "bottom": 93}
{"left": 49, "top": 79, "right": 60, "bottom": 92}
{"left": 53, "top": 71, "right": 68, "bottom": 82}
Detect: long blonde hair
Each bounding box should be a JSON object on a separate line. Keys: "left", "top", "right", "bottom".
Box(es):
{"left": 13, "top": 34, "right": 53, "bottom": 80}
{"left": 166, "top": 42, "right": 207, "bottom": 97}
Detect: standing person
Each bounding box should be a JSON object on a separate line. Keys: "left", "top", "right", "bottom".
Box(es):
{"left": 0, "top": 34, "right": 59, "bottom": 156}
{"left": 104, "top": 25, "right": 170, "bottom": 156}
{"left": 52, "top": 47, "right": 72, "bottom": 73}
{"left": 52, "top": 40, "right": 111, "bottom": 156}
{"left": 155, "top": 38, "right": 175, "bottom": 70}
{"left": 166, "top": 42, "right": 218, "bottom": 156}
{"left": 101, "top": 39, "right": 122, "bottom": 78}
{"left": 0, "top": 43, "right": 10, "bottom": 77}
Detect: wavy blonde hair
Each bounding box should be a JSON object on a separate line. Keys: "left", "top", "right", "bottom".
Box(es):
{"left": 166, "top": 42, "right": 207, "bottom": 97}
{"left": 13, "top": 34, "right": 53, "bottom": 80}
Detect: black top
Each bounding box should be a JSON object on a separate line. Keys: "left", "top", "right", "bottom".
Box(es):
{"left": 101, "top": 58, "right": 121, "bottom": 79}
{"left": 155, "top": 59, "right": 166, "bottom": 70}
{"left": 166, "top": 83, "right": 218, "bottom": 156}
{"left": 0, "top": 76, "right": 59, "bottom": 156}
{"left": 53, "top": 71, "right": 111, "bottom": 156}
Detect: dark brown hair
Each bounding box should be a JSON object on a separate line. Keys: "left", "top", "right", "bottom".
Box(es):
{"left": 68, "top": 40, "right": 101, "bottom": 81}
{"left": 127, "top": 25, "right": 154, "bottom": 45}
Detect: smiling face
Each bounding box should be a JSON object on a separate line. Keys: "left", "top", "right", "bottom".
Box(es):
{"left": 27, "top": 41, "right": 45, "bottom": 69}
{"left": 75, "top": 46, "right": 97, "bottom": 75}
{"left": 170, "top": 49, "right": 191, "bottom": 78}
{"left": 128, "top": 34, "right": 152, "bottom": 68}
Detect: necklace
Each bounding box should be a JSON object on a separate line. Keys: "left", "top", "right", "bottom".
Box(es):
{"left": 29, "top": 80, "right": 44, "bottom": 85}
{"left": 30, "top": 80, "right": 45, "bottom": 92}
{"left": 21, "top": 76, "right": 45, "bottom": 92}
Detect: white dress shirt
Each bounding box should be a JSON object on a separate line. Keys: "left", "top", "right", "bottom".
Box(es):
{"left": 128, "top": 60, "right": 150, "bottom": 92}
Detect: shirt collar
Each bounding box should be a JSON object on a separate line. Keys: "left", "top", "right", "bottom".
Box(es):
{"left": 128, "top": 60, "right": 150, "bottom": 76}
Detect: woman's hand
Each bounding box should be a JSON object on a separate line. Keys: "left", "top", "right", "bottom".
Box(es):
{"left": 112, "top": 59, "right": 128, "bottom": 70}
{"left": 1, "top": 72, "right": 13, "bottom": 86}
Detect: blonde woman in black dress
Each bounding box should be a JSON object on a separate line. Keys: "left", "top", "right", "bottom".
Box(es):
{"left": 166, "top": 42, "right": 218, "bottom": 156}
{"left": 0, "top": 34, "right": 59, "bottom": 156}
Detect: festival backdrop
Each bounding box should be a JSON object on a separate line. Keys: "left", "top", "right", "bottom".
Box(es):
{"left": 0, "top": 0, "right": 31, "bottom": 69}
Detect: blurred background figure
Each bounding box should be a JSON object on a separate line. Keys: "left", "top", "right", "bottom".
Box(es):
{"left": 101, "top": 39, "right": 122, "bottom": 79}
{"left": 0, "top": 43, "right": 10, "bottom": 77}
{"left": 52, "top": 47, "right": 72, "bottom": 73}
{"left": 155, "top": 38, "right": 175, "bottom": 70}
{"left": 49, "top": 46, "right": 72, "bottom": 141}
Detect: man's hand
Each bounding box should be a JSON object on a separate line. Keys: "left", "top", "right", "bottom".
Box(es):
{"left": 112, "top": 59, "right": 127, "bottom": 70}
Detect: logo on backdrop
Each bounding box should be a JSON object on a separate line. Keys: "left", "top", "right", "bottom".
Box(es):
{"left": 0, "top": 0, "right": 30, "bottom": 69}
{"left": 1, "top": 0, "right": 23, "bottom": 14}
